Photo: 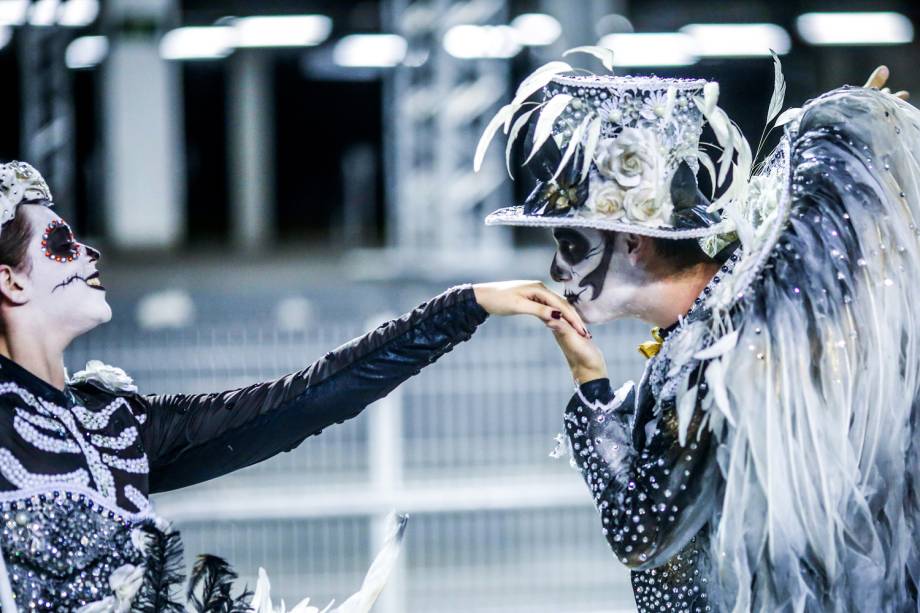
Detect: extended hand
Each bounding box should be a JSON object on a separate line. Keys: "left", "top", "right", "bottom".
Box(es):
{"left": 473, "top": 280, "right": 589, "bottom": 337}
{"left": 545, "top": 313, "right": 608, "bottom": 384}
{"left": 864, "top": 65, "right": 909, "bottom": 101}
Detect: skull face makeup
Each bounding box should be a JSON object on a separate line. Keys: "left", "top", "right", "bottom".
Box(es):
{"left": 550, "top": 227, "right": 650, "bottom": 324}
{"left": 15, "top": 206, "right": 110, "bottom": 335}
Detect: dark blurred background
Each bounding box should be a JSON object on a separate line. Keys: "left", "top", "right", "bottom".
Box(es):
{"left": 5, "top": 1, "right": 917, "bottom": 610}
{"left": 6, "top": 1, "right": 918, "bottom": 259}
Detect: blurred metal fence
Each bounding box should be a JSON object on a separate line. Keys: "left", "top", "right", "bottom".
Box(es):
{"left": 67, "top": 314, "right": 648, "bottom": 612}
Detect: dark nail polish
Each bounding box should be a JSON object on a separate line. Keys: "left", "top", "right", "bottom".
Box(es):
{"left": 551, "top": 310, "right": 562, "bottom": 319}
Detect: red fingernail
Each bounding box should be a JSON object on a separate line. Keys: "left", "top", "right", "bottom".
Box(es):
{"left": 551, "top": 310, "right": 562, "bottom": 319}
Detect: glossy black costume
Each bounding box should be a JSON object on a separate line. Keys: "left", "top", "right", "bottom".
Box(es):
{"left": 0, "top": 285, "right": 487, "bottom": 611}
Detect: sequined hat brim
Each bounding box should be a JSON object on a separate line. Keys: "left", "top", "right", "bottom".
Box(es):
{"left": 484, "top": 205, "right": 731, "bottom": 238}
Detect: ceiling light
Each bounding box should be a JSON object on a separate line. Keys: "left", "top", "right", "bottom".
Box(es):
{"left": 233, "top": 15, "right": 332, "bottom": 48}
{"left": 58, "top": 0, "right": 99, "bottom": 27}
{"left": 796, "top": 12, "right": 913, "bottom": 45}
{"left": 160, "top": 26, "right": 236, "bottom": 60}
{"left": 681, "top": 23, "right": 791, "bottom": 57}
{"left": 510, "top": 13, "right": 562, "bottom": 46}
{"left": 0, "top": 0, "right": 28, "bottom": 26}
{"left": 66, "top": 35, "right": 107, "bottom": 68}
{"left": 333, "top": 34, "right": 408, "bottom": 67}
{"left": 443, "top": 24, "right": 522, "bottom": 59}
{"left": 28, "top": 0, "right": 58, "bottom": 26}
{"left": 597, "top": 33, "right": 698, "bottom": 66}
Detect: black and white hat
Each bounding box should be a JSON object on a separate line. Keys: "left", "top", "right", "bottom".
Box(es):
{"left": 477, "top": 48, "right": 749, "bottom": 243}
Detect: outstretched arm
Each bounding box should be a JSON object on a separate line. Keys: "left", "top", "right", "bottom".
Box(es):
{"left": 548, "top": 317, "right": 717, "bottom": 570}
{"left": 142, "top": 281, "right": 585, "bottom": 493}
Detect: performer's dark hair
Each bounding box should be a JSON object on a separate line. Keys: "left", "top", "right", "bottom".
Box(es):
{"left": 650, "top": 237, "right": 737, "bottom": 273}
{"left": 0, "top": 208, "right": 34, "bottom": 333}
{"left": 0, "top": 209, "right": 33, "bottom": 273}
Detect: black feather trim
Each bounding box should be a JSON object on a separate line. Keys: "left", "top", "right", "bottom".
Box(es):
{"left": 132, "top": 522, "right": 186, "bottom": 613}
{"left": 188, "top": 554, "right": 253, "bottom": 612}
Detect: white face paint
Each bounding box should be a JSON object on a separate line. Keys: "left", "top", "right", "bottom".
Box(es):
{"left": 19, "top": 206, "right": 111, "bottom": 336}
{"left": 550, "top": 227, "right": 651, "bottom": 324}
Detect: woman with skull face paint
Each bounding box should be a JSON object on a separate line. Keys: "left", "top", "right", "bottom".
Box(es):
{"left": 0, "top": 161, "right": 586, "bottom": 611}
{"left": 480, "top": 52, "right": 919, "bottom": 612}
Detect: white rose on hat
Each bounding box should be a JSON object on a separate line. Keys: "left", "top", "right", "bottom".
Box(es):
{"left": 595, "top": 127, "right": 660, "bottom": 189}
{"left": 586, "top": 178, "right": 627, "bottom": 218}
{"left": 624, "top": 185, "right": 672, "bottom": 227}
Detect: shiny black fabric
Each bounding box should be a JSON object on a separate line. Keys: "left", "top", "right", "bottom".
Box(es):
{"left": 565, "top": 367, "right": 717, "bottom": 612}
{"left": 139, "top": 285, "right": 488, "bottom": 492}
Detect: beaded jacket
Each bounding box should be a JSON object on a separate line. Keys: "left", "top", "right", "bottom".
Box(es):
{"left": 0, "top": 285, "right": 488, "bottom": 611}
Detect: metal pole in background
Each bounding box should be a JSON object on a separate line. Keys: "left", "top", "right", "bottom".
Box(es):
{"left": 101, "top": 0, "right": 185, "bottom": 249}
{"left": 228, "top": 49, "right": 275, "bottom": 251}
{"left": 20, "top": 25, "right": 76, "bottom": 224}
{"left": 384, "top": 0, "right": 513, "bottom": 273}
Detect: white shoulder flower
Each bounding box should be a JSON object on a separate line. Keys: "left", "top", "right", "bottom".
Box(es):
{"left": 70, "top": 360, "right": 138, "bottom": 394}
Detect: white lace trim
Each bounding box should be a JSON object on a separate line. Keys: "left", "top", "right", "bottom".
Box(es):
{"left": 575, "top": 380, "right": 635, "bottom": 413}
{"left": 485, "top": 206, "right": 731, "bottom": 238}
{"left": 551, "top": 74, "right": 709, "bottom": 91}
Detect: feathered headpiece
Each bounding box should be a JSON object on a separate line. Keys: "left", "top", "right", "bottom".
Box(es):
{"left": 476, "top": 47, "right": 758, "bottom": 243}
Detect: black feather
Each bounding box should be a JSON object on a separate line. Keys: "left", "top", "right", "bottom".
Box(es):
{"left": 132, "top": 522, "right": 186, "bottom": 613}
{"left": 187, "top": 554, "right": 253, "bottom": 612}
{"left": 669, "top": 160, "right": 721, "bottom": 230}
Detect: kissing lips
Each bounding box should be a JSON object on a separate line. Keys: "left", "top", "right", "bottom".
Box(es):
{"left": 564, "top": 288, "right": 586, "bottom": 305}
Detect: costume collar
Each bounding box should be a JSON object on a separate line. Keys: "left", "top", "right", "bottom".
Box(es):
{"left": 0, "top": 353, "right": 69, "bottom": 406}
{"left": 638, "top": 247, "right": 741, "bottom": 359}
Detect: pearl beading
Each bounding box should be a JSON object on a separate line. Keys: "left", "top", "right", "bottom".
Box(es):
{"left": 12, "top": 416, "right": 81, "bottom": 454}
{"left": 14, "top": 408, "right": 65, "bottom": 434}
{"left": 90, "top": 426, "right": 138, "bottom": 451}
{"left": 70, "top": 398, "right": 132, "bottom": 431}
{"left": 0, "top": 448, "right": 90, "bottom": 489}
{"left": 101, "top": 453, "right": 148, "bottom": 474}
{"left": 0, "top": 381, "right": 150, "bottom": 506}
{"left": 123, "top": 485, "right": 148, "bottom": 513}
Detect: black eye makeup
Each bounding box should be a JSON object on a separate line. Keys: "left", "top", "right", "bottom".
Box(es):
{"left": 41, "top": 220, "right": 82, "bottom": 263}
{"left": 553, "top": 228, "right": 592, "bottom": 265}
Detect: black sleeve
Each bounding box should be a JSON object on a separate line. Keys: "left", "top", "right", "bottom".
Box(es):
{"left": 564, "top": 373, "right": 718, "bottom": 570}
{"left": 141, "top": 285, "right": 488, "bottom": 492}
